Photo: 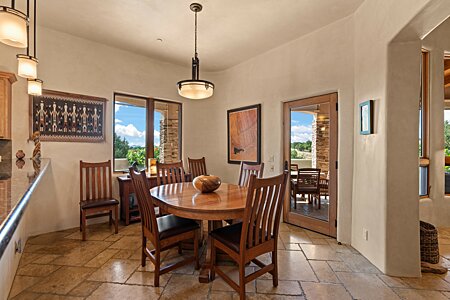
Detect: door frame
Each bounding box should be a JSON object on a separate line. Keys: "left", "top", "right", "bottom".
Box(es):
{"left": 282, "top": 92, "right": 338, "bottom": 237}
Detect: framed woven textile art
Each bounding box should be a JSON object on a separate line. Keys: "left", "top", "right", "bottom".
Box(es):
{"left": 30, "top": 90, "right": 106, "bottom": 142}
{"left": 227, "top": 104, "right": 261, "bottom": 164}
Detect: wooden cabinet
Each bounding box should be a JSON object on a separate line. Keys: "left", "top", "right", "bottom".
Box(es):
{"left": 117, "top": 175, "right": 158, "bottom": 225}
{"left": 0, "top": 179, "right": 12, "bottom": 223}
{"left": 0, "top": 72, "right": 17, "bottom": 140}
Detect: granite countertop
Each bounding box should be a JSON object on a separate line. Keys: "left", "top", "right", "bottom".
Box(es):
{"left": 0, "top": 158, "right": 50, "bottom": 229}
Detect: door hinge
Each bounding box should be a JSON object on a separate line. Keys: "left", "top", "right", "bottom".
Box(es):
{"left": 335, "top": 161, "right": 338, "bottom": 169}
{"left": 335, "top": 219, "right": 337, "bottom": 227}
{"left": 336, "top": 102, "right": 338, "bottom": 111}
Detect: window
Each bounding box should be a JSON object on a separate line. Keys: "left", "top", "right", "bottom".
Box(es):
{"left": 444, "top": 56, "right": 450, "bottom": 194}
{"left": 113, "top": 93, "right": 182, "bottom": 172}
{"left": 419, "top": 50, "right": 430, "bottom": 197}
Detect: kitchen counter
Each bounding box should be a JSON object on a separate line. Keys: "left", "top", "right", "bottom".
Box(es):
{"left": 0, "top": 158, "right": 50, "bottom": 258}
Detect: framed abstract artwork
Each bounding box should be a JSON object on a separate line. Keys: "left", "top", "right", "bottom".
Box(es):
{"left": 227, "top": 104, "right": 261, "bottom": 164}
{"left": 359, "top": 100, "right": 374, "bottom": 135}
{"left": 30, "top": 90, "right": 106, "bottom": 142}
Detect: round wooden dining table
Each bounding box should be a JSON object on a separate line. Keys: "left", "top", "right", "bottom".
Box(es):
{"left": 150, "top": 182, "right": 248, "bottom": 283}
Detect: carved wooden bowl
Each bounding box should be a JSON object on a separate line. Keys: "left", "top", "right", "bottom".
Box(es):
{"left": 192, "top": 175, "right": 222, "bottom": 193}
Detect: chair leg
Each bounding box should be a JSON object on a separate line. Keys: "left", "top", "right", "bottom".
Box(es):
{"left": 114, "top": 205, "right": 119, "bottom": 234}
{"left": 294, "top": 192, "right": 297, "bottom": 209}
{"left": 239, "top": 261, "right": 246, "bottom": 300}
{"left": 81, "top": 210, "right": 87, "bottom": 241}
{"left": 141, "top": 235, "right": 147, "bottom": 267}
{"left": 178, "top": 242, "right": 183, "bottom": 255}
{"left": 154, "top": 250, "right": 160, "bottom": 287}
{"left": 109, "top": 210, "right": 112, "bottom": 226}
{"left": 194, "top": 229, "right": 200, "bottom": 270}
{"left": 272, "top": 250, "right": 278, "bottom": 287}
{"left": 210, "top": 238, "right": 216, "bottom": 280}
{"left": 79, "top": 210, "right": 82, "bottom": 232}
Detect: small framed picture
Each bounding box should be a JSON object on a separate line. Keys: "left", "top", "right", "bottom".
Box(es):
{"left": 359, "top": 100, "right": 374, "bottom": 135}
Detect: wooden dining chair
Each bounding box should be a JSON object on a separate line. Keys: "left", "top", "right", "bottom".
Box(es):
{"left": 79, "top": 160, "right": 119, "bottom": 241}
{"left": 129, "top": 167, "right": 200, "bottom": 287}
{"left": 237, "top": 162, "right": 265, "bottom": 187}
{"left": 210, "top": 171, "right": 289, "bottom": 300}
{"left": 292, "top": 168, "right": 321, "bottom": 209}
{"left": 290, "top": 163, "right": 299, "bottom": 179}
{"left": 188, "top": 157, "right": 208, "bottom": 178}
{"left": 319, "top": 177, "right": 329, "bottom": 200}
{"left": 156, "top": 161, "right": 186, "bottom": 186}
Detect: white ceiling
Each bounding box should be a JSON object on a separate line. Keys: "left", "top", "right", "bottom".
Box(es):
{"left": 35, "top": 0, "right": 364, "bottom": 72}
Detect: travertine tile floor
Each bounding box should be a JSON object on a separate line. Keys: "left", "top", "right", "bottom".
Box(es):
{"left": 8, "top": 223, "right": 450, "bottom": 299}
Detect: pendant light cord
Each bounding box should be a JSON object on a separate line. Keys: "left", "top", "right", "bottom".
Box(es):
{"left": 26, "top": 0, "right": 29, "bottom": 55}
{"left": 194, "top": 10, "right": 198, "bottom": 58}
{"left": 34, "top": 0, "right": 37, "bottom": 58}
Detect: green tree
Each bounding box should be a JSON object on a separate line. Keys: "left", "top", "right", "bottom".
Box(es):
{"left": 126, "top": 147, "right": 146, "bottom": 166}
{"left": 154, "top": 146, "right": 160, "bottom": 162}
{"left": 291, "top": 141, "right": 312, "bottom": 152}
{"left": 291, "top": 149, "right": 298, "bottom": 159}
{"left": 114, "top": 133, "right": 130, "bottom": 158}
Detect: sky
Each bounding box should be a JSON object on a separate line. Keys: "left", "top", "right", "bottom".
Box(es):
{"left": 114, "top": 103, "right": 160, "bottom": 147}
{"left": 445, "top": 110, "right": 450, "bottom": 122}
{"left": 291, "top": 112, "right": 313, "bottom": 143}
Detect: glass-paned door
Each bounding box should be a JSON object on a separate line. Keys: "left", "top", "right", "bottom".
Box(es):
{"left": 283, "top": 93, "right": 338, "bottom": 237}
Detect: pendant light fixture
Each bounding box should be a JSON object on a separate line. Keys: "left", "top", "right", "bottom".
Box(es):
{"left": 0, "top": 0, "right": 28, "bottom": 48}
{"left": 25, "top": 0, "right": 42, "bottom": 95}
{"left": 17, "top": 0, "right": 37, "bottom": 79}
{"left": 27, "top": 78, "right": 42, "bottom": 95}
{"left": 177, "top": 3, "right": 214, "bottom": 100}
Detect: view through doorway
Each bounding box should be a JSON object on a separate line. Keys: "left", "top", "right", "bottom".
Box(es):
{"left": 283, "top": 93, "right": 338, "bottom": 237}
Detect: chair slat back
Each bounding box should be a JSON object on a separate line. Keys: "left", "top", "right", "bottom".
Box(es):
{"left": 297, "top": 168, "right": 320, "bottom": 190}
{"left": 240, "top": 172, "right": 288, "bottom": 251}
{"left": 188, "top": 157, "right": 207, "bottom": 179}
{"left": 156, "top": 161, "right": 186, "bottom": 186}
{"left": 129, "top": 167, "right": 158, "bottom": 238}
{"left": 238, "top": 162, "right": 264, "bottom": 187}
{"left": 80, "top": 160, "right": 112, "bottom": 202}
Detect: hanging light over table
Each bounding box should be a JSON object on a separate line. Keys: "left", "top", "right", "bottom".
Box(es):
{"left": 17, "top": 0, "right": 38, "bottom": 79}
{"left": 19, "top": 0, "right": 42, "bottom": 95}
{"left": 0, "top": 1, "right": 29, "bottom": 48}
{"left": 177, "top": 3, "right": 214, "bottom": 100}
{"left": 27, "top": 78, "right": 42, "bottom": 95}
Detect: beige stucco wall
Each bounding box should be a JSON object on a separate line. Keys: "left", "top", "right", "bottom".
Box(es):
{"left": 352, "top": 0, "right": 450, "bottom": 276}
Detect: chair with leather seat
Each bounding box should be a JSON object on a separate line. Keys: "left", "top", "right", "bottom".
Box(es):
{"left": 79, "top": 160, "right": 119, "bottom": 241}
{"left": 129, "top": 167, "right": 200, "bottom": 287}
{"left": 210, "top": 171, "right": 288, "bottom": 300}
{"left": 225, "top": 161, "right": 265, "bottom": 225}
{"left": 188, "top": 157, "right": 208, "bottom": 179}
{"left": 237, "top": 161, "right": 264, "bottom": 187}
{"left": 156, "top": 161, "right": 186, "bottom": 185}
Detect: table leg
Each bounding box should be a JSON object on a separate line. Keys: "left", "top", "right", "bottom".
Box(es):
{"left": 199, "top": 220, "right": 222, "bottom": 283}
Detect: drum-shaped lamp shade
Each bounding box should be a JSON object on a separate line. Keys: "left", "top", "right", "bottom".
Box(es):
{"left": 28, "top": 79, "right": 43, "bottom": 96}
{"left": 17, "top": 55, "right": 38, "bottom": 79}
{"left": 0, "top": 8, "right": 28, "bottom": 48}
{"left": 177, "top": 80, "right": 214, "bottom": 100}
